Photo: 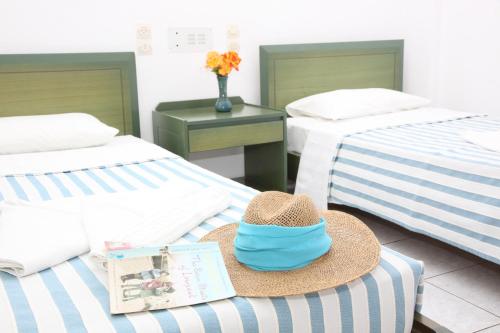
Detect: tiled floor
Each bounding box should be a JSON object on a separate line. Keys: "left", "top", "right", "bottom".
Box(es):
{"left": 335, "top": 206, "right": 500, "bottom": 333}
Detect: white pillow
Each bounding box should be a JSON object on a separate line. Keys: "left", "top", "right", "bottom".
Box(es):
{"left": 0, "top": 113, "right": 119, "bottom": 155}
{"left": 286, "top": 88, "right": 431, "bottom": 120}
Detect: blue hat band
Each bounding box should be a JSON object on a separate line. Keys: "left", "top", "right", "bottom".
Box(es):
{"left": 233, "top": 218, "right": 333, "bottom": 271}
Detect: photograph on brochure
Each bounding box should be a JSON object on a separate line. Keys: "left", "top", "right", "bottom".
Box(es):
{"left": 107, "top": 242, "right": 235, "bottom": 314}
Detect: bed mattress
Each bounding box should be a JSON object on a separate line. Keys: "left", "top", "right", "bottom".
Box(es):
{"left": 309, "top": 115, "right": 500, "bottom": 263}
{"left": 0, "top": 137, "right": 424, "bottom": 333}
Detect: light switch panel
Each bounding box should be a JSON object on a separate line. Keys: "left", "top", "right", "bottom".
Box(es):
{"left": 168, "top": 27, "right": 213, "bottom": 53}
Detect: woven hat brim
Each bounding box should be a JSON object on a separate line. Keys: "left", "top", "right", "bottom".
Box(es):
{"left": 199, "top": 210, "right": 381, "bottom": 297}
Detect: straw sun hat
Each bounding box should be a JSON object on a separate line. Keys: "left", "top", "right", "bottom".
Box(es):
{"left": 200, "top": 191, "right": 380, "bottom": 297}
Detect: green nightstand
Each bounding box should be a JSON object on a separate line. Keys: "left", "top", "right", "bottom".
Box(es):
{"left": 153, "top": 97, "right": 287, "bottom": 191}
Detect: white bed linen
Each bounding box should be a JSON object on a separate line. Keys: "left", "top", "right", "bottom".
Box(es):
{"left": 0, "top": 113, "right": 119, "bottom": 155}
{"left": 0, "top": 199, "right": 88, "bottom": 277}
{"left": 0, "top": 137, "right": 230, "bottom": 276}
{"left": 288, "top": 108, "right": 471, "bottom": 154}
{"left": 0, "top": 135, "right": 177, "bottom": 176}
{"left": 0, "top": 142, "right": 424, "bottom": 333}
{"left": 286, "top": 88, "right": 430, "bottom": 121}
{"left": 328, "top": 115, "right": 500, "bottom": 263}
{"left": 0, "top": 185, "right": 232, "bottom": 276}
{"left": 84, "top": 184, "right": 231, "bottom": 269}
{"left": 462, "top": 130, "right": 500, "bottom": 152}
{"left": 291, "top": 108, "right": 474, "bottom": 209}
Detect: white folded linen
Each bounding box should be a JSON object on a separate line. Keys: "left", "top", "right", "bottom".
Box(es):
{"left": 0, "top": 199, "right": 88, "bottom": 277}
{"left": 462, "top": 130, "right": 500, "bottom": 152}
{"left": 0, "top": 183, "right": 231, "bottom": 276}
{"left": 83, "top": 184, "right": 231, "bottom": 269}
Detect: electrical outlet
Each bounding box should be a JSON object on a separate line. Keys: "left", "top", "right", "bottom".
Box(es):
{"left": 228, "top": 40, "right": 240, "bottom": 52}
{"left": 168, "top": 27, "right": 213, "bottom": 53}
{"left": 227, "top": 24, "right": 240, "bottom": 52}
{"left": 227, "top": 25, "right": 240, "bottom": 38}
{"left": 136, "top": 42, "right": 152, "bottom": 56}
{"left": 137, "top": 24, "right": 152, "bottom": 40}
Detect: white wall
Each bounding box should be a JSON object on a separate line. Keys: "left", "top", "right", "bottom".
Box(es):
{"left": 1, "top": 0, "right": 441, "bottom": 177}
{"left": 435, "top": 0, "right": 500, "bottom": 117}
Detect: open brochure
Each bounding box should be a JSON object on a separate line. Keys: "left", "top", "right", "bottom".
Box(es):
{"left": 107, "top": 242, "right": 235, "bottom": 314}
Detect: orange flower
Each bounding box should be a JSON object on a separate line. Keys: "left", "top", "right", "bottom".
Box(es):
{"left": 206, "top": 50, "right": 241, "bottom": 76}
{"left": 217, "top": 62, "right": 231, "bottom": 76}
{"left": 206, "top": 51, "right": 222, "bottom": 69}
{"left": 226, "top": 51, "right": 241, "bottom": 71}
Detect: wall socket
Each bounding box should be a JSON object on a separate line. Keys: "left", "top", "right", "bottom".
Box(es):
{"left": 137, "top": 24, "right": 152, "bottom": 40}
{"left": 136, "top": 24, "right": 152, "bottom": 56}
{"left": 227, "top": 25, "right": 240, "bottom": 38}
{"left": 137, "top": 42, "right": 152, "bottom": 56}
{"left": 168, "top": 27, "right": 213, "bottom": 53}
{"left": 227, "top": 24, "right": 240, "bottom": 51}
{"left": 228, "top": 40, "right": 240, "bottom": 52}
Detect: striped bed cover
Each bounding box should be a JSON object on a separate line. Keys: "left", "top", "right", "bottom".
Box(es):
{"left": 0, "top": 156, "right": 424, "bottom": 333}
{"left": 329, "top": 115, "right": 500, "bottom": 264}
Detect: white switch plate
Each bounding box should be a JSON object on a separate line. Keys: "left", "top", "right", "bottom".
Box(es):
{"left": 227, "top": 25, "right": 239, "bottom": 38}
{"left": 168, "top": 27, "right": 213, "bottom": 53}
{"left": 228, "top": 40, "right": 240, "bottom": 52}
{"left": 136, "top": 24, "right": 152, "bottom": 40}
{"left": 136, "top": 42, "right": 152, "bottom": 56}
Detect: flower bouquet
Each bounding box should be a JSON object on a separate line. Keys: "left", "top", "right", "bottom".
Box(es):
{"left": 205, "top": 51, "right": 241, "bottom": 112}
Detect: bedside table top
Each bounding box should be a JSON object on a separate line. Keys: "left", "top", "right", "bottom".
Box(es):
{"left": 155, "top": 97, "right": 285, "bottom": 126}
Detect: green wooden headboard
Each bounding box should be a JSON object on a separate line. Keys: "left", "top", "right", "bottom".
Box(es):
{"left": 260, "top": 40, "right": 404, "bottom": 109}
{"left": 0, "top": 52, "right": 140, "bottom": 136}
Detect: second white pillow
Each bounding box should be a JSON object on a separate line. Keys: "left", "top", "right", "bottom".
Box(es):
{"left": 286, "top": 88, "right": 431, "bottom": 120}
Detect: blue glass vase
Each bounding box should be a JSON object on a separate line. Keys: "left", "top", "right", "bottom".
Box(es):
{"left": 215, "top": 75, "right": 232, "bottom": 112}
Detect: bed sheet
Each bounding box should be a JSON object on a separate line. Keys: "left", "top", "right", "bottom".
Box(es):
{"left": 0, "top": 140, "right": 424, "bottom": 333}
{"left": 328, "top": 116, "right": 500, "bottom": 263}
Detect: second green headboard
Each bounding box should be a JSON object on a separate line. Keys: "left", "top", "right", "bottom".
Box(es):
{"left": 260, "top": 40, "right": 404, "bottom": 109}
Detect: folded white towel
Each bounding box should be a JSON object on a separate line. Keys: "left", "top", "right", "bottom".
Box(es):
{"left": 83, "top": 184, "right": 231, "bottom": 269}
{"left": 0, "top": 199, "right": 88, "bottom": 277}
{"left": 462, "top": 130, "right": 500, "bottom": 152}
{"left": 0, "top": 183, "right": 231, "bottom": 276}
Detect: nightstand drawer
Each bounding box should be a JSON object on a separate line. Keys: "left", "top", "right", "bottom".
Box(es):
{"left": 189, "top": 121, "right": 283, "bottom": 152}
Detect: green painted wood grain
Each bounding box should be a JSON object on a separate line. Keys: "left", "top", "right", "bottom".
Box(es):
{"left": 153, "top": 112, "right": 188, "bottom": 157}
{"left": 245, "top": 141, "right": 286, "bottom": 191}
{"left": 155, "top": 99, "right": 283, "bottom": 126}
{"left": 0, "top": 52, "right": 140, "bottom": 136}
{"left": 189, "top": 121, "right": 283, "bottom": 152}
{"left": 260, "top": 40, "right": 404, "bottom": 109}
{"left": 156, "top": 96, "right": 244, "bottom": 112}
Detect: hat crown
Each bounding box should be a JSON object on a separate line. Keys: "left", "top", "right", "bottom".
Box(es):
{"left": 244, "top": 191, "right": 320, "bottom": 227}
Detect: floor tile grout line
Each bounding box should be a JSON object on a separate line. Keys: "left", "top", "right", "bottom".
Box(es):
{"left": 380, "top": 236, "right": 412, "bottom": 246}
{"left": 426, "top": 281, "right": 500, "bottom": 319}
{"left": 364, "top": 217, "right": 493, "bottom": 264}
{"left": 423, "top": 263, "right": 479, "bottom": 280}
{"left": 473, "top": 323, "right": 500, "bottom": 333}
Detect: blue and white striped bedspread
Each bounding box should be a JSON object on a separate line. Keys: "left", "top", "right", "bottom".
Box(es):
{"left": 329, "top": 115, "right": 500, "bottom": 264}
{"left": 0, "top": 157, "right": 424, "bottom": 333}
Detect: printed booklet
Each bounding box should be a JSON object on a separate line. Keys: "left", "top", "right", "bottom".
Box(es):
{"left": 107, "top": 242, "right": 235, "bottom": 314}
